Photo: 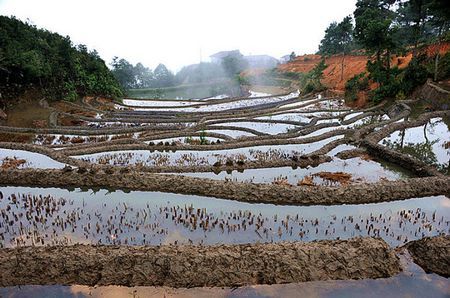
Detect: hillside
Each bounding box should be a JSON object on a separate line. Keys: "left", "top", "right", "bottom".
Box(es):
{"left": 278, "top": 43, "right": 450, "bottom": 94}
{"left": 0, "top": 16, "right": 122, "bottom": 105}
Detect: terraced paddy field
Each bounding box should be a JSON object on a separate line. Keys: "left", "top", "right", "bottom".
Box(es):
{"left": 0, "top": 90, "right": 449, "bottom": 295}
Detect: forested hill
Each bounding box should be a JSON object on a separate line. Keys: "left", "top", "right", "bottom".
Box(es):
{"left": 0, "top": 16, "right": 122, "bottom": 103}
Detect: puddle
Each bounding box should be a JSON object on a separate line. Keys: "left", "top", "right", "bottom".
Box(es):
{"left": 0, "top": 149, "right": 66, "bottom": 169}
{"left": 0, "top": 186, "right": 448, "bottom": 248}
{"left": 380, "top": 117, "right": 450, "bottom": 172}
{"left": 73, "top": 137, "right": 343, "bottom": 167}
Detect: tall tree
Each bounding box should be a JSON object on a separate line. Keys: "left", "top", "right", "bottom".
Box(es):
{"left": 354, "top": 0, "right": 398, "bottom": 85}
{"left": 318, "top": 16, "right": 354, "bottom": 80}
{"left": 221, "top": 52, "right": 248, "bottom": 77}
{"left": 428, "top": 0, "right": 450, "bottom": 81}
{"left": 153, "top": 63, "right": 175, "bottom": 88}
{"left": 0, "top": 16, "right": 122, "bottom": 101}
{"left": 133, "top": 63, "right": 154, "bottom": 88}
{"left": 110, "top": 57, "right": 135, "bottom": 89}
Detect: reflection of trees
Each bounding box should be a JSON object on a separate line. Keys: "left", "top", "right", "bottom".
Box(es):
{"left": 383, "top": 139, "right": 438, "bottom": 166}
{"left": 383, "top": 119, "right": 449, "bottom": 174}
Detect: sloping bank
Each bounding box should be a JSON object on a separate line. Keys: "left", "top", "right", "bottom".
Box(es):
{"left": 404, "top": 235, "right": 450, "bottom": 278}
{"left": 0, "top": 168, "right": 449, "bottom": 205}
{"left": 0, "top": 238, "right": 399, "bottom": 287}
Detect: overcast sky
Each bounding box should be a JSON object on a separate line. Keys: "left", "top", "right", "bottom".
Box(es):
{"left": 0, "top": 0, "right": 356, "bottom": 72}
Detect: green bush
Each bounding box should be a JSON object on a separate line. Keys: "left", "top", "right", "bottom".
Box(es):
{"left": 345, "top": 72, "right": 368, "bottom": 101}
{"left": 300, "top": 59, "right": 327, "bottom": 94}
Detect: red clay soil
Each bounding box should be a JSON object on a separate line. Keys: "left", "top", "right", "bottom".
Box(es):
{"left": 277, "top": 42, "right": 450, "bottom": 107}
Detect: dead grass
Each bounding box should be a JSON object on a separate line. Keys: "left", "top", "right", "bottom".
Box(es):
{"left": 313, "top": 171, "right": 352, "bottom": 185}
{"left": 1, "top": 157, "right": 26, "bottom": 169}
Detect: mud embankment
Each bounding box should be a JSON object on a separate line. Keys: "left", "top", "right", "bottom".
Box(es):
{"left": 1, "top": 168, "right": 449, "bottom": 205}
{"left": 404, "top": 235, "right": 450, "bottom": 277}
{"left": 0, "top": 237, "right": 400, "bottom": 287}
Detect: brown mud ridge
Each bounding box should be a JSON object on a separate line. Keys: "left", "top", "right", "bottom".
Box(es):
{"left": 0, "top": 237, "right": 400, "bottom": 288}
{"left": 0, "top": 168, "right": 449, "bottom": 206}
{"left": 404, "top": 235, "right": 450, "bottom": 277}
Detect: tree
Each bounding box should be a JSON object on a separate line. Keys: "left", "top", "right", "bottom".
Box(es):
{"left": 221, "top": 52, "right": 248, "bottom": 77}
{"left": 153, "top": 63, "right": 175, "bottom": 88}
{"left": 318, "top": 16, "right": 354, "bottom": 80}
{"left": 289, "top": 52, "right": 296, "bottom": 62}
{"left": 110, "top": 57, "right": 135, "bottom": 89}
{"left": 354, "top": 0, "right": 398, "bottom": 85}
{"left": 133, "top": 63, "right": 154, "bottom": 88}
{"left": 396, "top": 0, "right": 432, "bottom": 53}
{"left": 175, "top": 62, "right": 226, "bottom": 84}
{"left": 0, "top": 16, "right": 122, "bottom": 101}
{"left": 428, "top": 0, "right": 450, "bottom": 81}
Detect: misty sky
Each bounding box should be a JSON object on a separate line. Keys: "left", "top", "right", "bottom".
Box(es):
{"left": 0, "top": 0, "right": 356, "bottom": 71}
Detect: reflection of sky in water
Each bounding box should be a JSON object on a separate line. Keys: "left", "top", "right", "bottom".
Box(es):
{"left": 123, "top": 99, "right": 195, "bottom": 107}
{"left": 73, "top": 136, "right": 343, "bottom": 166}
{"left": 0, "top": 187, "right": 448, "bottom": 248}
{"left": 381, "top": 118, "right": 450, "bottom": 166}
{"left": 256, "top": 112, "right": 312, "bottom": 123}
{"left": 0, "top": 272, "right": 448, "bottom": 298}
{"left": 127, "top": 92, "right": 299, "bottom": 112}
{"left": 175, "top": 156, "right": 412, "bottom": 184}
{"left": 203, "top": 129, "right": 256, "bottom": 138}
{"left": 0, "top": 149, "right": 66, "bottom": 169}
{"left": 211, "top": 121, "right": 298, "bottom": 135}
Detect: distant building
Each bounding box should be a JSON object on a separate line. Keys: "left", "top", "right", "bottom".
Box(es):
{"left": 244, "top": 55, "right": 279, "bottom": 69}
{"left": 210, "top": 50, "right": 242, "bottom": 64}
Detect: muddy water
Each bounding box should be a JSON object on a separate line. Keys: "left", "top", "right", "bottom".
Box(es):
{"left": 174, "top": 156, "right": 413, "bottom": 185}
{"left": 381, "top": 117, "right": 450, "bottom": 171}
{"left": 0, "top": 149, "right": 66, "bottom": 169}
{"left": 0, "top": 186, "right": 448, "bottom": 248}
{"left": 73, "top": 137, "right": 343, "bottom": 167}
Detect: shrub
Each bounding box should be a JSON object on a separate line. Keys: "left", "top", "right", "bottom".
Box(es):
{"left": 345, "top": 72, "right": 368, "bottom": 101}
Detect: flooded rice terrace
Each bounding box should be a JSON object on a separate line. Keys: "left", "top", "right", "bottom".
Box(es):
{"left": 0, "top": 88, "right": 449, "bottom": 292}
{"left": 73, "top": 137, "right": 344, "bottom": 167}
{"left": 0, "top": 186, "right": 448, "bottom": 248}
{"left": 381, "top": 117, "right": 450, "bottom": 172}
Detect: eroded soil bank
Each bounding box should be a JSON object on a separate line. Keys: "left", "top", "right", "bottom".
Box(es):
{"left": 0, "top": 237, "right": 399, "bottom": 288}
{"left": 405, "top": 235, "right": 450, "bottom": 277}
{"left": 0, "top": 168, "right": 449, "bottom": 205}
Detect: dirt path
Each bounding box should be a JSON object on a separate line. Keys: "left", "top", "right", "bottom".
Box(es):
{"left": 0, "top": 237, "right": 399, "bottom": 287}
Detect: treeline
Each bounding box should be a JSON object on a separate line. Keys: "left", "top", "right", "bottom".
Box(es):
{"left": 317, "top": 0, "right": 450, "bottom": 102}
{"left": 0, "top": 16, "right": 123, "bottom": 102}
{"left": 110, "top": 58, "right": 176, "bottom": 89}
{"left": 111, "top": 51, "right": 249, "bottom": 91}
